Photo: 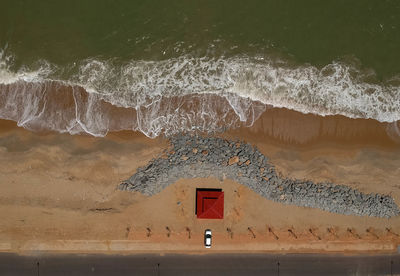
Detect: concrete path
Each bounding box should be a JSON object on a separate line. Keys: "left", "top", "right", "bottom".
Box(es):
{"left": 0, "top": 239, "right": 397, "bottom": 254}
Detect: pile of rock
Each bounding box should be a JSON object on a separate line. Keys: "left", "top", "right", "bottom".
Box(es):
{"left": 119, "top": 135, "right": 400, "bottom": 218}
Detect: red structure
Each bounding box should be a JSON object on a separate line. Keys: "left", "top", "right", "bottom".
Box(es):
{"left": 196, "top": 189, "right": 224, "bottom": 219}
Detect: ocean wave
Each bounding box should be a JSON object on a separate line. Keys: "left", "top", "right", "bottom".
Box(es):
{"left": 0, "top": 50, "right": 399, "bottom": 137}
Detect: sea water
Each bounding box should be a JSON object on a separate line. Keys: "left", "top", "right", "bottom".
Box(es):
{"left": 1, "top": 0, "right": 399, "bottom": 137}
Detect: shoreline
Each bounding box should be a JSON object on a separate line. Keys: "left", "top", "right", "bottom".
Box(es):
{"left": 229, "top": 107, "right": 399, "bottom": 149}
{"left": 2, "top": 79, "right": 400, "bottom": 141}
{"left": 1, "top": 104, "right": 399, "bottom": 149}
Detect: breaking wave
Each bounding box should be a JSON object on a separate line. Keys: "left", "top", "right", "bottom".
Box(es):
{"left": 1, "top": 49, "right": 400, "bottom": 137}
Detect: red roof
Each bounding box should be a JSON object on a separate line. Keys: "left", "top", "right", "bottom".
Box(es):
{"left": 196, "top": 190, "right": 224, "bottom": 219}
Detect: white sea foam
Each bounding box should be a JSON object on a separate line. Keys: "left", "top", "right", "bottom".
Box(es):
{"left": 0, "top": 52, "right": 399, "bottom": 137}
{"left": 74, "top": 56, "right": 400, "bottom": 122}
{"left": 0, "top": 50, "right": 53, "bottom": 84}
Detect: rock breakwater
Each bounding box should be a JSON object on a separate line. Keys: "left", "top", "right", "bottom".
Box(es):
{"left": 119, "top": 135, "right": 400, "bottom": 218}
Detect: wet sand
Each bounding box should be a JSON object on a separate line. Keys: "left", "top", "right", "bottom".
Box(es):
{"left": 1, "top": 107, "right": 400, "bottom": 253}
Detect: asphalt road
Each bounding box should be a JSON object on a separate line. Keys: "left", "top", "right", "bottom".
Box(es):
{"left": 0, "top": 253, "right": 399, "bottom": 276}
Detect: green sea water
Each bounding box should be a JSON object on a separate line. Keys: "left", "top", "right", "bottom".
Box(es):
{"left": 0, "top": 0, "right": 399, "bottom": 137}
{"left": 1, "top": 0, "right": 399, "bottom": 76}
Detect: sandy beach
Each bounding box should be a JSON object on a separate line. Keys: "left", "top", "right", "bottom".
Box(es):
{"left": 1, "top": 107, "right": 400, "bottom": 254}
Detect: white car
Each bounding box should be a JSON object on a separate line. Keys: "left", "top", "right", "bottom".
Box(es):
{"left": 204, "top": 229, "right": 212, "bottom": 248}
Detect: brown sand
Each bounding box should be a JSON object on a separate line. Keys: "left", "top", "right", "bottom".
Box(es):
{"left": 1, "top": 107, "right": 400, "bottom": 253}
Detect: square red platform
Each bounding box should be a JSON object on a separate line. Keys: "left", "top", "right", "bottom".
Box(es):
{"left": 196, "top": 189, "right": 224, "bottom": 219}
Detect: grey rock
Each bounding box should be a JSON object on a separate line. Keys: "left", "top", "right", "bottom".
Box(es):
{"left": 119, "top": 134, "right": 400, "bottom": 218}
